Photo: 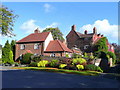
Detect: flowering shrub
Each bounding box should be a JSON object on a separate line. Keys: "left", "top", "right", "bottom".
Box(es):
{"left": 37, "top": 60, "right": 48, "bottom": 67}
{"left": 59, "top": 64, "right": 67, "bottom": 69}
{"left": 76, "top": 65, "right": 84, "bottom": 70}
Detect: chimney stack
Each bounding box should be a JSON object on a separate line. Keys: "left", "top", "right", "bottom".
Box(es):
{"left": 72, "top": 25, "right": 76, "bottom": 31}
{"left": 84, "top": 30, "right": 88, "bottom": 34}
{"left": 34, "top": 28, "right": 40, "bottom": 33}
{"left": 93, "top": 27, "right": 97, "bottom": 34}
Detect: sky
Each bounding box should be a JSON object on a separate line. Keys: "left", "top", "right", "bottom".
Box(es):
{"left": 1, "top": 2, "right": 119, "bottom": 46}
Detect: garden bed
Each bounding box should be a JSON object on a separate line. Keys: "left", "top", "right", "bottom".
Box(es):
{"left": 12, "top": 67, "right": 101, "bottom": 76}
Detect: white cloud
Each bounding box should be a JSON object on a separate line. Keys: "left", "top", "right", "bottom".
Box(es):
{"left": 20, "top": 19, "right": 40, "bottom": 34}
{"left": 20, "top": 19, "right": 59, "bottom": 34}
{"left": 44, "top": 22, "right": 59, "bottom": 29}
{"left": 43, "top": 3, "right": 53, "bottom": 13}
{"left": 79, "top": 19, "right": 118, "bottom": 43}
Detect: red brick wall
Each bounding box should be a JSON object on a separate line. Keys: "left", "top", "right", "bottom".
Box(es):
{"left": 66, "top": 30, "right": 80, "bottom": 49}
{"left": 15, "top": 42, "right": 43, "bottom": 60}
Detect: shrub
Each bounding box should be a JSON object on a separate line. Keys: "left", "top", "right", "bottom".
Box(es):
{"left": 65, "top": 54, "right": 69, "bottom": 58}
{"left": 37, "top": 60, "right": 48, "bottom": 67}
{"left": 31, "top": 56, "right": 42, "bottom": 62}
{"left": 76, "top": 65, "right": 84, "bottom": 70}
{"left": 107, "top": 51, "right": 116, "bottom": 64}
{"left": 72, "top": 58, "right": 87, "bottom": 65}
{"left": 84, "top": 52, "right": 88, "bottom": 58}
{"left": 59, "top": 64, "right": 67, "bottom": 69}
{"left": 72, "top": 53, "right": 81, "bottom": 58}
{"left": 21, "top": 53, "right": 33, "bottom": 64}
{"left": 84, "top": 64, "right": 103, "bottom": 72}
{"left": 65, "top": 65, "right": 77, "bottom": 70}
{"left": 59, "top": 58, "right": 72, "bottom": 65}
{"left": 29, "top": 62, "right": 37, "bottom": 67}
{"left": 14, "top": 62, "right": 19, "bottom": 66}
{"left": 49, "top": 59, "right": 59, "bottom": 67}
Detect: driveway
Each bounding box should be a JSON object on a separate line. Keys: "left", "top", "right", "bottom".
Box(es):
{"left": 1, "top": 67, "right": 120, "bottom": 88}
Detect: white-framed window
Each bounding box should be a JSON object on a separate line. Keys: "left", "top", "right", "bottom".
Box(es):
{"left": 34, "top": 43, "right": 39, "bottom": 49}
{"left": 20, "top": 44, "right": 25, "bottom": 50}
{"left": 84, "top": 45, "right": 89, "bottom": 49}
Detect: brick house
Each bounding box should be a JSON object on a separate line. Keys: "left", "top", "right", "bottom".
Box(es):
{"left": 66, "top": 25, "right": 114, "bottom": 53}
{"left": 15, "top": 28, "right": 72, "bottom": 61}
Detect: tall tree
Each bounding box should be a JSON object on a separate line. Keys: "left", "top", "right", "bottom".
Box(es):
{"left": 11, "top": 40, "right": 16, "bottom": 60}
{"left": 42, "top": 27, "right": 65, "bottom": 41}
{"left": 0, "top": 5, "right": 18, "bottom": 37}
{"left": 2, "top": 40, "right": 11, "bottom": 63}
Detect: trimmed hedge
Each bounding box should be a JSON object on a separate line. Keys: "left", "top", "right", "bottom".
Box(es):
{"left": 84, "top": 64, "right": 103, "bottom": 72}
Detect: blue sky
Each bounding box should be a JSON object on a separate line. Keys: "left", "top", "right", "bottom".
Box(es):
{"left": 1, "top": 2, "right": 118, "bottom": 46}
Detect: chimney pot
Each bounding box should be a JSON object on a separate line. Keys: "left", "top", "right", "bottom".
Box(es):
{"left": 34, "top": 28, "right": 40, "bottom": 33}
{"left": 93, "top": 27, "right": 97, "bottom": 34}
{"left": 72, "top": 25, "right": 76, "bottom": 31}
{"left": 84, "top": 30, "right": 87, "bottom": 34}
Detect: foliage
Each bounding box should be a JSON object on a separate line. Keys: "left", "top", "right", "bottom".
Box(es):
{"left": 37, "top": 60, "right": 48, "bottom": 67}
{"left": 42, "top": 27, "right": 65, "bottom": 41}
{"left": 59, "top": 64, "right": 67, "bottom": 69}
{"left": 107, "top": 51, "right": 116, "bottom": 64}
{"left": 29, "top": 62, "right": 37, "bottom": 67}
{"left": 31, "top": 56, "right": 42, "bottom": 62}
{"left": 14, "top": 62, "right": 19, "bottom": 66}
{"left": 49, "top": 59, "right": 59, "bottom": 67}
{"left": 84, "top": 64, "right": 103, "bottom": 72}
{"left": 2, "top": 40, "right": 11, "bottom": 63}
{"left": 72, "top": 53, "right": 82, "bottom": 58}
{"left": 59, "top": 58, "right": 72, "bottom": 65}
{"left": 72, "top": 58, "right": 87, "bottom": 65}
{"left": 76, "top": 65, "right": 84, "bottom": 70}
{"left": 10, "top": 40, "right": 16, "bottom": 60}
{"left": 65, "top": 65, "right": 77, "bottom": 70}
{"left": 0, "top": 5, "right": 18, "bottom": 37}
{"left": 8, "top": 50, "right": 14, "bottom": 64}
{"left": 94, "top": 37, "right": 108, "bottom": 52}
{"left": 21, "top": 53, "right": 33, "bottom": 64}
{"left": 65, "top": 54, "right": 69, "bottom": 58}
{"left": 84, "top": 52, "right": 88, "bottom": 58}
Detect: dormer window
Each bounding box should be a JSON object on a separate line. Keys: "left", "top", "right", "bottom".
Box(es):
{"left": 20, "top": 44, "right": 25, "bottom": 50}
{"left": 84, "top": 45, "right": 89, "bottom": 49}
{"left": 34, "top": 43, "right": 39, "bottom": 49}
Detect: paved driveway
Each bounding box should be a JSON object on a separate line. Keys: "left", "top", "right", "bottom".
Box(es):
{"left": 1, "top": 67, "right": 120, "bottom": 88}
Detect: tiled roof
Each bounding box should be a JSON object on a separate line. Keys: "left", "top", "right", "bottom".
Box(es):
{"left": 17, "top": 32, "right": 50, "bottom": 43}
{"left": 45, "top": 40, "right": 72, "bottom": 53}
{"left": 76, "top": 32, "right": 94, "bottom": 38}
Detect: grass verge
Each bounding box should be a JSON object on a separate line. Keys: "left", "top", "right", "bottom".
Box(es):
{"left": 11, "top": 67, "right": 101, "bottom": 76}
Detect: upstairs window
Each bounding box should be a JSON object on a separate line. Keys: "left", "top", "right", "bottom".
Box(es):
{"left": 34, "top": 43, "right": 39, "bottom": 49}
{"left": 20, "top": 44, "right": 25, "bottom": 50}
{"left": 84, "top": 45, "right": 89, "bottom": 49}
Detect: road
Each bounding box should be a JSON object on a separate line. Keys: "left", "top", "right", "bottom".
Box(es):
{"left": 1, "top": 66, "right": 120, "bottom": 88}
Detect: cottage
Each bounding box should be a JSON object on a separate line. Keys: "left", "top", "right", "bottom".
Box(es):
{"left": 15, "top": 28, "right": 72, "bottom": 61}
{"left": 66, "top": 25, "right": 114, "bottom": 53}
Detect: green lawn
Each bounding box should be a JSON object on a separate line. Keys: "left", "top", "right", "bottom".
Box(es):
{"left": 12, "top": 67, "right": 101, "bottom": 76}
